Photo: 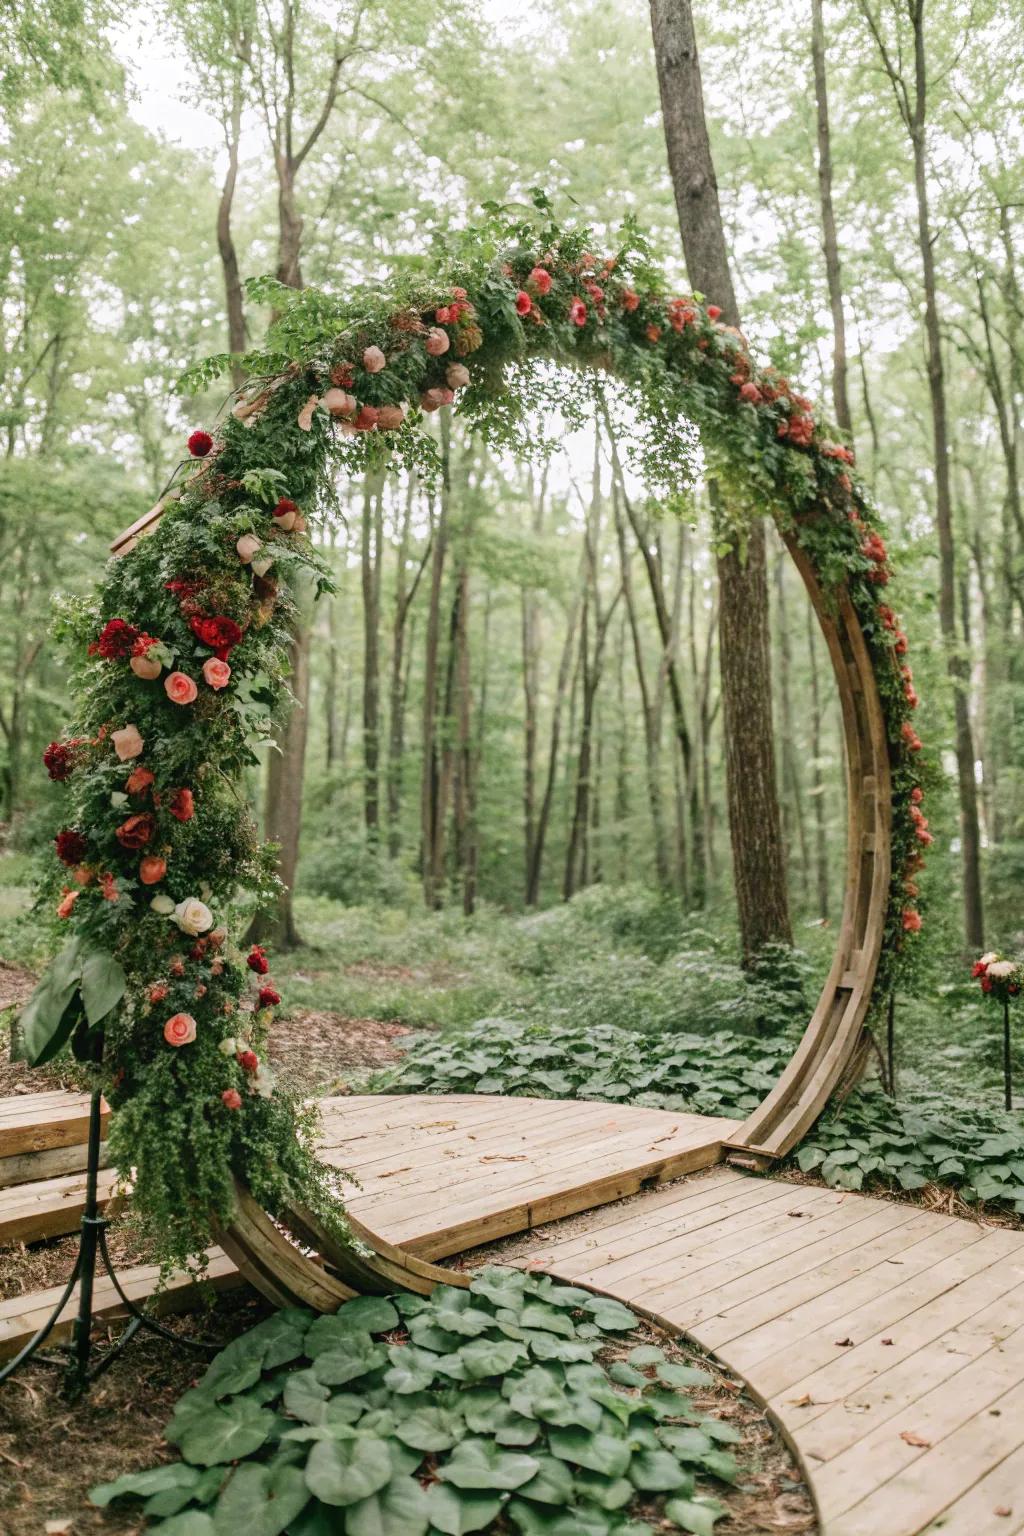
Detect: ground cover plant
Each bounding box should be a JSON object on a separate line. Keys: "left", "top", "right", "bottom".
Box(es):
{"left": 89, "top": 1268, "right": 748, "bottom": 1536}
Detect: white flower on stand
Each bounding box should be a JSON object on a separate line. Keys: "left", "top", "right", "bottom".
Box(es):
{"left": 988, "top": 960, "right": 1017, "bottom": 980}
{"left": 150, "top": 894, "right": 175, "bottom": 915}
{"left": 253, "top": 1065, "right": 276, "bottom": 1099}
{"left": 218, "top": 1037, "right": 237, "bottom": 1057}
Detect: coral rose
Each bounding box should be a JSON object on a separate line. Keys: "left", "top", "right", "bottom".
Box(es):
{"left": 528, "top": 266, "right": 552, "bottom": 295}
{"left": 163, "top": 1013, "right": 197, "bottom": 1046}
{"left": 56, "top": 888, "right": 78, "bottom": 919}
{"left": 202, "top": 657, "right": 231, "bottom": 690}
{"left": 125, "top": 765, "right": 155, "bottom": 795}
{"left": 706, "top": 304, "right": 722, "bottom": 320}
{"left": 165, "top": 672, "right": 198, "bottom": 706}
{"left": 568, "top": 298, "right": 587, "bottom": 326}
{"left": 425, "top": 327, "right": 450, "bottom": 356}
{"left": 169, "top": 788, "right": 195, "bottom": 822}
{"left": 354, "top": 404, "right": 379, "bottom": 431}
{"left": 901, "top": 909, "right": 922, "bottom": 934}
{"left": 222, "top": 1088, "right": 242, "bottom": 1110}
{"left": 112, "top": 725, "right": 144, "bottom": 762}
{"left": 362, "top": 345, "right": 386, "bottom": 373}
{"left": 515, "top": 291, "right": 532, "bottom": 317}
{"left": 139, "top": 856, "right": 167, "bottom": 885}
{"left": 116, "top": 813, "right": 154, "bottom": 850}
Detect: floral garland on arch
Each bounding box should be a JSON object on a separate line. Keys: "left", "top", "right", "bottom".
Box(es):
{"left": 20, "top": 208, "right": 931, "bottom": 1270}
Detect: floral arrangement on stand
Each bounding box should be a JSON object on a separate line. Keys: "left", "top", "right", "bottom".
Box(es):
{"left": 20, "top": 203, "right": 929, "bottom": 1272}
{"left": 972, "top": 952, "right": 1023, "bottom": 1110}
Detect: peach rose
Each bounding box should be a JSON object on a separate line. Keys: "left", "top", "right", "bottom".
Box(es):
{"left": 164, "top": 1012, "right": 197, "bottom": 1047}
{"left": 362, "top": 345, "right": 386, "bottom": 373}
{"left": 56, "top": 888, "right": 78, "bottom": 919}
{"left": 112, "top": 725, "right": 144, "bottom": 762}
{"left": 376, "top": 404, "right": 406, "bottom": 431}
{"left": 222, "top": 1088, "right": 242, "bottom": 1110}
{"left": 420, "top": 388, "right": 445, "bottom": 412}
{"left": 72, "top": 866, "right": 94, "bottom": 886}
{"left": 139, "top": 855, "right": 167, "bottom": 885}
{"left": 236, "top": 534, "right": 262, "bottom": 564}
{"left": 425, "top": 328, "right": 450, "bottom": 356}
{"left": 446, "top": 363, "right": 470, "bottom": 389}
{"left": 164, "top": 672, "right": 198, "bottom": 706}
{"left": 130, "top": 653, "right": 162, "bottom": 680}
{"left": 322, "top": 388, "right": 356, "bottom": 417}
{"left": 202, "top": 658, "right": 231, "bottom": 690}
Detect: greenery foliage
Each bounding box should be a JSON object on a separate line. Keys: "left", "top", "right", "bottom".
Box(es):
{"left": 90, "top": 1268, "right": 740, "bottom": 1536}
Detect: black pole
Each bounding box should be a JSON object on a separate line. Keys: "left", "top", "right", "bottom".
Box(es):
{"left": 1004, "top": 995, "right": 1012, "bottom": 1113}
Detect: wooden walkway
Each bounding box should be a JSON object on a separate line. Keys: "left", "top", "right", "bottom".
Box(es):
{"left": 4, "top": 1092, "right": 1024, "bottom": 1533}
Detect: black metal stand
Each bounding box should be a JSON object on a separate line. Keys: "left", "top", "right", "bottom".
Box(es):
{"left": 886, "top": 991, "right": 896, "bottom": 1098}
{"left": 0, "top": 1086, "right": 218, "bottom": 1401}
{"left": 1003, "top": 996, "right": 1013, "bottom": 1113}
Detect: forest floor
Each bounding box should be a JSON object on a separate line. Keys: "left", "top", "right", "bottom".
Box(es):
{"left": 0, "top": 872, "right": 1018, "bottom": 1533}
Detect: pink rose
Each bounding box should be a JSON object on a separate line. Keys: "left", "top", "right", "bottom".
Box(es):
{"left": 420, "top": 389, "right": 445, "bottom": 412}
{"left": 376, "top": 404, "right": 406, "bottom": 431}
{"left": 425, "top": 328, "right": 450, "bottom": 356}
{"left": 164, "top": 1012, "right": 197, "bottom": 1047}
{"left": 362, "top": 345, "right": 386, "bottom": 373}
{"left": 165, "top": 672, "right": 198, "bottom": 706}
{"left": 446, "top": 363, "right": 470, "bottom": 389}
{"left": 516, "top": 291, "right": 532, "bottom": 316}
{"left": 112, "top": 724, "right": 144, "bottom": 762}
{"left": 202, "top": 657, "right": 231, "bottom": 690}
{"left": 528, "top": 266, "right": 552, "bottom": 296}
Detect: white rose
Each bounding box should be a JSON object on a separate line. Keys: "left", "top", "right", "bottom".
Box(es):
{"left": 980, "top": 952, "right": 1000, "bottom": 966}
{"left": 150, "top": 894, "right": 175, "bottom": 915}
{"left": 218, "top": 1036, "right": 237, "bottom": 1057}
{"left": 173, "top": 898, "right": 214, "bottom": 936}
{"left": 988, "top": 960, "right": 1016, "bottom": 979}
{"left": 253, "top": 1066, "right": 276, "bottom": 1099}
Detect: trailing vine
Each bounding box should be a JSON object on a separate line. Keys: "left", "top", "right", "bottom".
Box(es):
{"left": 19, "top": 203, "right": 928, "bottom": 1270}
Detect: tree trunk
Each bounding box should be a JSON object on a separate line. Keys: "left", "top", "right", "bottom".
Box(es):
{"left": 420, "top": 416, "right": 450, "bottom": 908}
{"left": 360, "top": 471, "right": 384, "bottom": 836}
{"left": 811, "top": 0, "right": 853, "bottom": 435}
{"left": 217, "top": 73, "right": 248, "bottom": 387}
{"left": 249, "top": 616, "right": 310, "bottom": 949}
{"left": 648, "top": 0, "right": 792, "bottom": 959}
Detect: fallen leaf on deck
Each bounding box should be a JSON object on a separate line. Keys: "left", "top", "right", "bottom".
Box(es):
{"left": 786, "top": 1393, "right": 814, "bottom": 1407}
{"left": 995, "top": 1507, "right": 1012, "bottom": 1518}
{"left": 834, "top": 1337, "right": 854, "bottom": 1348}
{"left": 480, "top": 1154, "right": 527, "bottom": 1162}
{"left": 377, "top": 1166, "right": 412, "bottom": 1178}
{"left": 899, "top": 1430, "right": 931, "bottom": 1448}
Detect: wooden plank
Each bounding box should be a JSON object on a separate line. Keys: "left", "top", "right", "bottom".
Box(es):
{"left": 0, "top": 1167, "right": 119, "bottom": 1245}
{"left": 918, "top": 1440, "right": 1024, "bottom": 1535}
{"left": 0, "top": 1139, "right": 111, "bottom": 1190}
{"left": 827, "top": 1373, "right": 1024, "bottom": 1536}
{"left": 0, "top": 1092, "right": 109, "bottom": 1158}
{"left": 0, "top": 1249, "right": 241, "bottom": 1361}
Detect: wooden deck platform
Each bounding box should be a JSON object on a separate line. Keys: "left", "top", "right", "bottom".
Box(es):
{"left": 4, "top": 1090, "right": 1024, "bottom": 1534}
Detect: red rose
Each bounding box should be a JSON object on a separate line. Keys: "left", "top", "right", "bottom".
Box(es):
{"left": 982, "top": 976, "right": 993, "bottom": 993}
{"left": 528, "top": 266, "right": 552, "bottom": 296}
{"left": 222, "top": 1088, "right": 242, "bottom": 1110}
{"left": 90, "top": 618, "right": 140, "bottom": 660}
{"left": 902, "top": 909, "right": 922, "bottom": 933}
{"left": 43, "top": 741, "right": 76, "bottom": 781}
{"left": 706, "top": 304, "right": 722, "bottom": 320}
{"left": 169, "top": 788, "right": 195, "bottom": 822}
{"left": 568, "top": 297, "right": 587, "bottom": 327}
{"left": 116, "top": 812, "right": 154, "bottom": 850}
{"left": 971, "top": 960, "right": 988, "bottom": 978}
{"left": 515, "top": 291, "right": 532, "bottom": 317}
{"left": 188, "top": 430, "right": 213, "bottom": 457}
{"left": 911, "top": 787, "right": 923, "bottom": 805}
{"left": 237, "top": 1050, "right": 259, "bottom": 1073}
{"left": 247, "top": 945, "right": 270, "bottom": 975}
{"left": 55, "top": 829, "right": 89, "bottom": 866}
{"left": 190, "top": 615, "right": 244, "bottom": 660}
{"left": 258, "top": 986, "right": 281, "bottom": 1008}
{"left": 272, "top": 498, "right": 299, "bottom": 520}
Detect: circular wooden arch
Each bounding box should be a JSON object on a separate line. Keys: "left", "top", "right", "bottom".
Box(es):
{"left": 214, "top": 527, "right": 892, "bottom": 1308}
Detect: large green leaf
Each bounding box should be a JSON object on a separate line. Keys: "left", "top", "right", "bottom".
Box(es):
{"left": 150, "top": 1514, "right": 216, "bottom": 1536}
{"left": 425, "top": 1482, "right": 503, "bottom": 1535}
{"left": 79, "top": 945, "right": 127, "bottom": 1026}
{"left": 663, "top": 1497, "right": 725, "bottom": 1535}
{"left": 459, "top": 1337, "right": 528, "bottom": 1379}
{"left": 172, "top": 1398, "right": 275, "bottom": 1466}
{"left": 311, "top": 1333, "right": 387, "bottom": 1387}
{"left": 14, "top": 938, "right": 84, "bottom": 1065}
{"left": 441, "top": 1439, "right": 540, "bottom": 1491}
{"left": 304, "top": 1435, "right": 392, "bottom": 1506}
{"left": 547, "top": 1428, "right": 631, "bottom": 1478}
{"left": 345, "top": 1474, "right": 430, "bottom": 1536}
{"left": 90, "top": 1463, "right": 203, "bottom": 1508}
{"left": 516, "top": 1454, "right": 574, "bottom": 1506}
{"left": 628, "top": 1449, "right": 690, "bottom": 1492}
{"left": 392, "top": 1402, "right": 463, "bottom": 1451}
{"left": 283, "top": 1369, "right": 331, "bottom": 1425}
{"left": 212, "top": 1461, "right": 309, "bottom": 1536}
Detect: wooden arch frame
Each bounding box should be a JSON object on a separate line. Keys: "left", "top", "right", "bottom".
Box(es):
{"left": 158, "top": 516, "right": 891, "bottom": 1306}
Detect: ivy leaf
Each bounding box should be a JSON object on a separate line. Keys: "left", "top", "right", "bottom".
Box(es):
{"left": 212, "top": 1461, "right": 309, "bottom": 1536}
{"left": 425, "top": 1482, "right": 504, "bottom": 1535}
{"left": 548, "top": 1428, "right": 631, "bottom": 1477}
{"left": 345, "top": 1474, "right": 431, "bottom": 1536}
{"left": 90, "top": 1464, "right": 203, "bottom": 1508}
{"left": 172, "top": 1398, "right": 275, "bottom": 1466}
{"left": 304, "top": 1435, "right": 393, "bottom": 1506}
{"left": 441, "top": 1439, "right": 541, "bottom": 1490}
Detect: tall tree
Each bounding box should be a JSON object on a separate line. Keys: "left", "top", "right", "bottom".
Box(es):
{"left": 648, "top": 0, "right": 792, "bottom": 958}
{"left": 859, "top": 0, "right": 985, "bottom": 948}
{"left": 811, "top": 0, "right": 853, "bottom": 435}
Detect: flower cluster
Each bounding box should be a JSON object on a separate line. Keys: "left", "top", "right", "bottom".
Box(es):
{"left": 972, "top": 952, "right": 1023, "bottom": 1000}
